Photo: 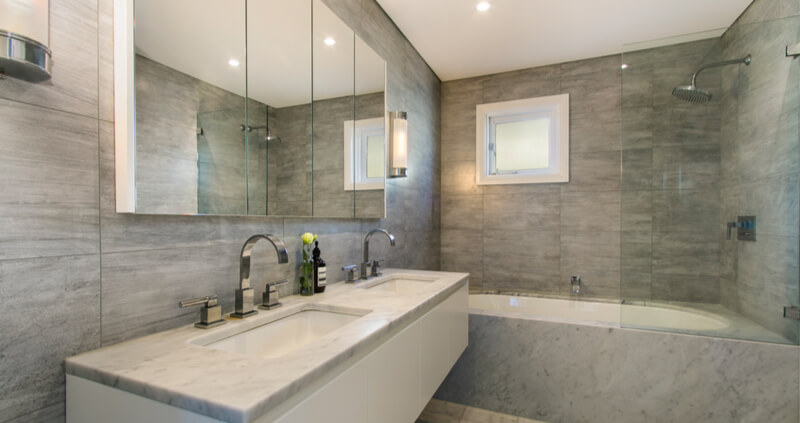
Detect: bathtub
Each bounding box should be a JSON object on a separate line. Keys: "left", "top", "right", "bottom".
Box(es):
{"left": 469, "top": 294, "right": 730, "bottom": 332}
{"left": 434, "top": 293, "right": 799, "bottom": 423}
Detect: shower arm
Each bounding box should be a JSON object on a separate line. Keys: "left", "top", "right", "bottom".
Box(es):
{"left": 690, "top": 55, "right": 751, "bottom": 87}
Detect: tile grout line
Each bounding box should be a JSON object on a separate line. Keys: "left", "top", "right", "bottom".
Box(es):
{"left": 97, "top": 0, "right": 103, "bottom": 346}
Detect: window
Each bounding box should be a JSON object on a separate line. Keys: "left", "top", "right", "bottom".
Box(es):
{"left": 476, "top": 94, "right": 569, "bottom": 185}
{"left": 344, "top": 117, "right": 385, "bottom": 190}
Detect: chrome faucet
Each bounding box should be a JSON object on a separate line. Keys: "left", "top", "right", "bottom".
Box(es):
{"left": 232, "top": 234, "right": 288, "bottom": 318}
{"left": 362, "top": 229, "right": 395, "bottom": 279}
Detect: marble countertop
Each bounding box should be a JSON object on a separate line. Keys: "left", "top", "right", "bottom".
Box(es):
{"left": 65, "top": 268, "right": 469, "bottom": 423}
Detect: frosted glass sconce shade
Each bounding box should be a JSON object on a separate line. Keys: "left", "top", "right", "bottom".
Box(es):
{"left": 0, "top": 0, "right": 51, "bottom": 82}
{"left": 388, "top": 111, "right": 408, "bottom": 178}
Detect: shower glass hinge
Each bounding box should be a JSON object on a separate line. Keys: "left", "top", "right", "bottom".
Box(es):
{"left": 783, "top": 306, "right": 800, "bottom": 320}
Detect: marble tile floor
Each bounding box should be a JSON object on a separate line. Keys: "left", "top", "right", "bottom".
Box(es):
{"left": 417, "top": 399, "right": 547, "bottom": 423}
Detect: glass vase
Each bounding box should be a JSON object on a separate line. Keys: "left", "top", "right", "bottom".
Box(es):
{"left": 300, "top": 258, "right": 314, "bottom": 296}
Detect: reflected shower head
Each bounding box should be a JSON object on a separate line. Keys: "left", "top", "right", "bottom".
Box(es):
{"left": 264, "top": 129, "right": 282, "bottom": 144}
{"left": 240, "top": 124, "right": 282, "bottom": 143}
{"left": 672, "top": 85, "right": 712, "bottom": 103}
{"left": 672, "top": 54, "right": 751, "bottom": 103}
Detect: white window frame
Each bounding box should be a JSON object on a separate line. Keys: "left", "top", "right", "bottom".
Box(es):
{"left": 475, "top": 94, "right": 569, "bottom": 185}
{"left": 343, "top": 117, "right": 385, "bottom": 191}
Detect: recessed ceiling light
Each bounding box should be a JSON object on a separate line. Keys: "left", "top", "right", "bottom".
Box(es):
{"left": 228, "top": 59, "right": 240, "bottom": 67}
{"left": 476, "top": 1, "right": 491, "bottom": 12}
{"left": 324, "top": 37, "right": 336, "bottom": 46}
{"left": 620, "top": 63, "right": 628, "bottom": 69}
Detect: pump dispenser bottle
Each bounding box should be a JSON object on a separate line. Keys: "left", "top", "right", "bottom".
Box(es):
{"left": 313, "top": 241, "right": 327, "bottom": 293}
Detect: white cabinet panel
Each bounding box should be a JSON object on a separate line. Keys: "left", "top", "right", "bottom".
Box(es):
{"left": 419, "top": 297, "right": 452, "bottom": 404}
{"left": 275, "top": 357, "right": 369, "bottom": 423}
{"left": 449, "top": 283, "right": 469, "bottom": 364}
{"left": 367, "top": 323, "right": 421, "bottom": 423}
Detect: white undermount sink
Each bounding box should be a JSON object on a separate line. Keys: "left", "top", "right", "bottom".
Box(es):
{"left": 192, "top": 305, "right": 370, "bottom": 359}
{"left": 362, "top": 274, "right": 438, "bottom": 294}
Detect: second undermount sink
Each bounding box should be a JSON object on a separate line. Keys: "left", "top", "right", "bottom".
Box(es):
{"left": 362, "top": 274, "right": 438, "bottom": 294}
{"left": 193, "top": 305, "right": 370, "bottom": 359}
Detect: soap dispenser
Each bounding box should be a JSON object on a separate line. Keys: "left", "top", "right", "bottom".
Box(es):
{"left": 313, "top": 241, "right": 327, "bottom": 293}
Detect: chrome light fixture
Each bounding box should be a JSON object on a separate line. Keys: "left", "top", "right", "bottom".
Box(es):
{"left": 388, "top": 111, "right": 408, "bottom": 178}
{"left": 0, "top": 0, "right": 52, "bottom": 82}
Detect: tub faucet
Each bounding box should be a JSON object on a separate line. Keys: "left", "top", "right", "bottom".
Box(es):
{"left": 362, "top": 229, "right": 395, "bottom": 279}
{"left": 571, "top": 276, "right": 582, "bottom": 296}
{"left": 232, "top": 234, "right": 288, "bottom": 318}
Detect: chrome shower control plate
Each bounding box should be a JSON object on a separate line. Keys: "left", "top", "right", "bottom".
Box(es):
{"left": 737, "top": 216, "right": 756, "bottom": 242}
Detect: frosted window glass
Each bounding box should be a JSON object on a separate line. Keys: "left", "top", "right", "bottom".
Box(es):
{"left": 366, "top": 135, "right": 384, "bottom": 179}
{"left": 494, "top": 118, "right": 549, "bottom": 172}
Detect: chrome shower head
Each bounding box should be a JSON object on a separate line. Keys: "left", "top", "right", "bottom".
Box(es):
{"left": 672, "top": 54, "right": 751, "bottom": 103}
{"left": 672, "top": 85, "right": 712, "bottom": 103}
{"left": 264, "top": 128, "right": 282, "bottom": 144}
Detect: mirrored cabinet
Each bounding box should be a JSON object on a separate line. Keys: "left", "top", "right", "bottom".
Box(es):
{"left": 116, "top": 0, "right": 387, "bottom": 218}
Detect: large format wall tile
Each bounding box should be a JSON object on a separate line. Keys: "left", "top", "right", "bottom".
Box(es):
{"left": 718, "top": 8, "right": 800, "bottom": 340}
{"left": 0, "top": 99, "right": 99, "bottom": 260}
{"left": 440, "top": 54, "right": 623, "bottom": 298}
{"left": 0, "top": 255, "right": 101, "bottom": 422}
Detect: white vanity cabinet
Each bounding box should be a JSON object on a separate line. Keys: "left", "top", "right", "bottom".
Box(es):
{"left": 274, "top": 282, "right": 468, "bottom": 423}
{"left": 67, "top": 281, "right": 469, "bottom": 423}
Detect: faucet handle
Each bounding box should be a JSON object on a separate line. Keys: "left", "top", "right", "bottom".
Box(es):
{"left": 342, "top": 264, "right": 359, "bottom": 283}
{"left": 260, "top": 279, "right": 288, "bottom": 310}
{"left": 266, "top": 279, "right": 289, "bottom": 289}
{"left": 179, "top": 294, "right": 225, "bottom": 329}
{"left": 371, "top": 259, "right": 384, "bottom": 277}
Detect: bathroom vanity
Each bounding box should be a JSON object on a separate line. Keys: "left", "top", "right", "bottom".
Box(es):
{"left": 65, "top": 270, "right": 468, "bottom": 422}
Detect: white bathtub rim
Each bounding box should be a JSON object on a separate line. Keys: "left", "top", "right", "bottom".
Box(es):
{"left": 469, "top": 308, "right": 619, "bottom": 329}
{"left": 468, "top": 294, "right": 796, "bottom": 346}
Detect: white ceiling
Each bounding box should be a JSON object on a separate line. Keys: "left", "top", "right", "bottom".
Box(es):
{"left": 376, "top": 0, "right": 753, "bottom": 81}
{"left": 134, "top": 0, "right": 385, "bottom": 108}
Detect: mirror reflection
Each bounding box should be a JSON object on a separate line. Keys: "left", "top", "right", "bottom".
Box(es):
{"left": 134, "top": 0, "right": 247, "bottom": 215}
{"left": 131, "top": 0, "right": 386, "bottom": 217}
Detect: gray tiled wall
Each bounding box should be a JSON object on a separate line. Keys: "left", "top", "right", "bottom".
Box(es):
{"left": 0, "top": 0, "right": 440, "bottom": 421}
{"left": 717, "top": 1, "right": 800, "bottom": 342}
{"left": 440, "top": 55, "right": 624, "bottom": 298}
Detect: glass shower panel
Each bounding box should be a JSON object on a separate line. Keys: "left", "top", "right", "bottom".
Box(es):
{"left": 197, "top": 106, "right": 248, "bottom": 215}
{"left": 620, "top": 16, "right": 800, "bottom": 345}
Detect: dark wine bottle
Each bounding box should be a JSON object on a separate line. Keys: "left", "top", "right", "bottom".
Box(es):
{"left": 313, "top": 241, "right": 327, "bottom": 293}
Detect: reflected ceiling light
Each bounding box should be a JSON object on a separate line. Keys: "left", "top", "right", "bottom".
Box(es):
{"left": 388, "top": 111, "right": 408, "bottom": 178}
{"left": 228, "top": 59, "right": 240, "bottom": 67}
{"left": 620, "top": 63, "right": 628, "bottom": 69}
{"left": 324, "top": 37, "right": 336, "bottom": 46}
{"left": 476, "top": 1, "right": 491, "bottom": 12}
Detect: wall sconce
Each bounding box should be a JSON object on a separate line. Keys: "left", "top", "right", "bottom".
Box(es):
{"left": 388, "top": 111, "right": 408, "bottom": 178}
{"left": 0, "top": 0, "right": 52, "bottom": 82}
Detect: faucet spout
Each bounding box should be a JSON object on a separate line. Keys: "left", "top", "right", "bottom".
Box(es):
{"left": 239, "top": 234, "right": 288, "bottom": 290}
{"left": 363, "top": 229, "right": 395, "bottom": 264}
{"left": 233, "top": 234, "right": 288, "bottom": 318}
